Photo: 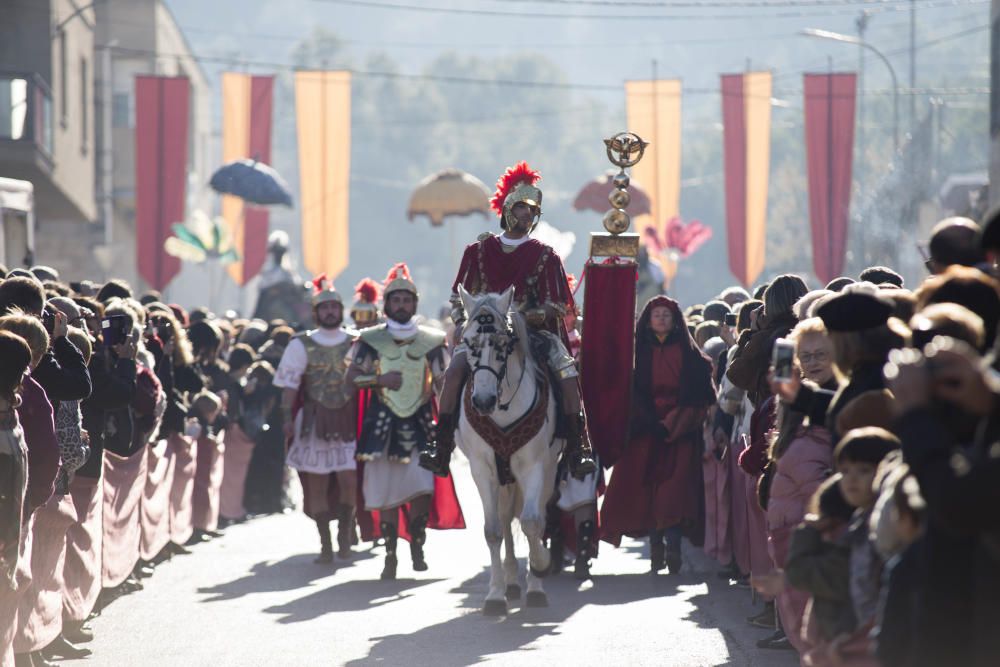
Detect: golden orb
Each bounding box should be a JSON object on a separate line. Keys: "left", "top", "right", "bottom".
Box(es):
{"left": 602, "top": 209, "right": 630, "bottom": 235}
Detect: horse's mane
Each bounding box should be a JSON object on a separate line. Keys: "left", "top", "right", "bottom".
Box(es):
{"left": 507, "top": 309, "right": 536, "bottom": 374}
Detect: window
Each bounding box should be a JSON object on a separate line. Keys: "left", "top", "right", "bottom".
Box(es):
{"left": 112, "top": 92, "right": 131, "bottom": 129}
{"left": 0, "top": 78, "right": 28, "bottom": 140}
{"left": 80, "top": 56, "right": 88, "bottom": 154}
{"left": 59, "top": 30, "right": 67, "bottom": 127}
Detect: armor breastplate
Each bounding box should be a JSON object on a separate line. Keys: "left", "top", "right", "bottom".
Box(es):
{"left": 300, "top": 332, "right": 355, "bottom": 409}
{"left": 360, "top": 325, "right": 445, "bottom": 418}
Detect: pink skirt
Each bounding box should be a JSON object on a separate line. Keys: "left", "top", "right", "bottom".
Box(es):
{"left": 701, "top": 452, "right": 731, "bottom": 564}
{"left": 192, "top": 434, "right": 224, "bottom": 532}
{"left": 219, "top": 425, "right": 255, "bottom": 521}
{"left": 140, "top": 440, "right": 173, "bottom": 561}
{"left": 62, "top": 473, "right": 103, "bottom": 623}
{"left": 0, "top": 516, "right": 33, "bottom": 667}
{"left": 727, "top": 445, "right": 751, "bottom": 575}
{"left": 14, "top": 493, "right": 75, "bottom": 652}
{"left": 102, "top": 449, "right": 146, "bottom": 588}
{"left": 167, "top": 434, "right": 197, "bottom": 545}
{"left": 744, "top": 472, "right": 774, "bottom": 580}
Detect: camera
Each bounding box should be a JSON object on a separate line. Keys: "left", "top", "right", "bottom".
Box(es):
{"left": 101, "top": 314, "right": 132, "bottom": 347}
{"left": 771, "top": 338, "right": 796, "bottom": 382}
{"left": 42, "top": 307, "right": 56, "bottom": 335}
{"left": 724, "top": 312, "right": 737, "bottom": 327}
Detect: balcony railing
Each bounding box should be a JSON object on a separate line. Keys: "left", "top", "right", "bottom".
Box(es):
{"left": 0, "top": 72, "right": 53, "bottom": 157}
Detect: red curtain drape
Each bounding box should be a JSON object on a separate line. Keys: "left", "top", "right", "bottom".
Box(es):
{"left": 135, "top": 76, "right": 190, "bottom": 291}
{"left": 242, "top": 75, "right": 274, "bottom": 283}
{"left": 580, "top": 262, "right": 637, "bottom": 467}
{"left": 804, "top": 73, "right": 857, "bottom": 285}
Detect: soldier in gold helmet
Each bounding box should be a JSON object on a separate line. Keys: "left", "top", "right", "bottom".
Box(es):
{"left": 347, "top": 263, "right": 450, "bottom": 580}
{"left": 273, "top": 276, "right": 359, "bottom": 564}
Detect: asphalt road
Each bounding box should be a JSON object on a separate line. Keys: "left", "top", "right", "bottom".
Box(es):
{"left": 86, "top": 455, "right": 799, "bottom": 667}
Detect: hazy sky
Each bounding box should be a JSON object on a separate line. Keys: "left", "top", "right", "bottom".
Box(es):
{"left": 166, "top": 0, "right": 987, "bottom": 113}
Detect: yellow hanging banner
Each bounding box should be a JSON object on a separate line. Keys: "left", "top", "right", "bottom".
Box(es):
{"left": 295, "top": 71, "right": 352, "bottom": 280}
{"left": 625, "top": 79, "right": 682, "bottom": 237}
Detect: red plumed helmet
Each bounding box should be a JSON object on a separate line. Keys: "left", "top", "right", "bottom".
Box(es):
{"left": 383, "top": 262, "right": 418, "bottom": 297}
{"left": 490, "top": 161, "right": 542, "bottom": 216}
{"left": 354, "top": 278, "right": 381, "bottom": 304}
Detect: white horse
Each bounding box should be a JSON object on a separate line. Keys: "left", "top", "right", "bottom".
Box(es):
{"left": 456, "top": 286, "right": 561, "bottom": 615}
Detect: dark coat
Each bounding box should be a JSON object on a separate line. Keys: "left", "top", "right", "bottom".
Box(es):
{"left": 77, "top": 352, "right": 136, "bottom": 478}
{"left": 726, "top": 311, "right": 797, "bottom": 408}
{"left": 784, "top": 523, "right": 856, "bottom": 642}
{"left": 893, "top": 406, "right": 1000, "bottom": 667}
{"left": 31, "top": 336, "right": 92, "bottom": 415}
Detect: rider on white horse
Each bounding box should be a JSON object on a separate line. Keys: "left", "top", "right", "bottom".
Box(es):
{"left": 420, "top": 162, "right": 596, "bottom": 482}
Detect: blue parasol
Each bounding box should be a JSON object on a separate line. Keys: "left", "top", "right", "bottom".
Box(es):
{"left": 209, "top": 158, "right": 294, "bottom": 207}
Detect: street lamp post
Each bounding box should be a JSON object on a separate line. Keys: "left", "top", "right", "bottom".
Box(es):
{"left": 801, "top": 28, "right": 899, "bottom": 153}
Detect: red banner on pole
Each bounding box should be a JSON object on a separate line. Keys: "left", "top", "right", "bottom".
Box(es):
{"left": 580, "top": 262, "right": 637, "bottom": 467}
{"left": 242, "top": 76, "right": 274, "bottom": 283}
{"left": 135, "top": 76, "right": 190, "bottom": 291}
{"left": 804, "top": 73, "right": 857, "bottom": 284}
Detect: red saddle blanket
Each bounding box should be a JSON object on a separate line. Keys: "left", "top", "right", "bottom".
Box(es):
{"left": 462, "top": 372, "right": 550, "bottom": 460}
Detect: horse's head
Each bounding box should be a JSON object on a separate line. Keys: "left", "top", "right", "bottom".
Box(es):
{"left": 459, "top": 285, "right": 519, "bottom": 415}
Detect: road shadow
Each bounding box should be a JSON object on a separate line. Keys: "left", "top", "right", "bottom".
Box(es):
{"left": 196, "top": 552, "right": 375, "bottom": 602}
{"left": 263, "top": 577, "right": 446, "bottom": 624}
{"left": 346, "top": 566, "right": 679, "bottom": 667}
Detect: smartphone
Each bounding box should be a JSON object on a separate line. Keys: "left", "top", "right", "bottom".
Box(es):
{"left": 771, "top": 338, "right": 796, "bottom": 382}
{"left": 42, "top": 308, "right": 56, "bottom": 335}
{"left": 101, "top": 314, "right": 131, "bottom": 347}
{"left": 724, "top": 312, "right": 737, "bottom": 327}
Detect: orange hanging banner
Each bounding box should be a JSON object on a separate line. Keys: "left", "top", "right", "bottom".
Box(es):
{"left": 624, "top": 79, "right": 682, "bottom": 237}
{"left": 221, "top": 73, "right": 275, "bottom": 286}
{"left": 721, "top": 71, "right": 772, "bottom": 287}
{"left": 295, "top": 71, "right": 352, "bottom": 280}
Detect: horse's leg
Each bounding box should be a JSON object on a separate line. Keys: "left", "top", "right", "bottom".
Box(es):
{"left": 500, "top": 485, "right": 520, "bottom": 601}
{"left": 465, "top": 443, "right": 507, "bottom": 616}
{"left": 510, "top": 448, "right": 553, "bottom": 610}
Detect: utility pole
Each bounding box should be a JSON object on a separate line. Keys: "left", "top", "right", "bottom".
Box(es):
{"left": 909, "top": 0, "right": 917, "bottom": 131}
{"left": 856, "top": 11, "right": 871, "bottom": 187}
{"left": 991, "top": 0, "right": 1000, "bottom": 206}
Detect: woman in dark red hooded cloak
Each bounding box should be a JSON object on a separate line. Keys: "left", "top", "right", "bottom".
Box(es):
{"left": 600, "top": 296, "right": 716, "bottom": 573}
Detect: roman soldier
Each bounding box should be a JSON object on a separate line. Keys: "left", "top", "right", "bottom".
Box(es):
{"left": 273, "top": 277, "right": 359, "bottom": 564}
{"left": 420, "top": 162, "right": 596, "bottom": 480}
{"left": 348, "top": 264, "right": 448, "bottom": 580}
{"left": 350, "top": 278, "right": 382, "bottom": 330}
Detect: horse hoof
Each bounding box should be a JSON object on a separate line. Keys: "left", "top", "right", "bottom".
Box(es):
{"left": 529, "top": 565, "right": 549, "bottom": 579}
{"left": 525, "top": 591, "right": 548, "bottom": 608}
{"left": 483, "top": 599, "right": 508, "bottom": 616}
{"left": 505, "top": 584, "right": 521, "bottom": 601}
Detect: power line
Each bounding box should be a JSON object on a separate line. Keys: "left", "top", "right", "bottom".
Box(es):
{"left": 309, "top": 0, "right": 987, "bottom": 20}
{"left": 493, "top": 0, "right": 978, "bottom": 6}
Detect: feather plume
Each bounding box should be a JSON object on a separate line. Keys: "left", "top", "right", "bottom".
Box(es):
{"left": 383, "top": 262, "right": 413, "bottom": 286}
{"left": 311, "top": 273, "right": 329, "bottom": 293}
{"left": 489, "top": 161, "right": 541, "bottom": 215}
{"left": 354, "top": 278, "right": 381, "bottom": 304}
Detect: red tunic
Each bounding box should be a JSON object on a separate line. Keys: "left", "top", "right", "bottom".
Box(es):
{"left": 452, "top": 235, "right": 575, "bottom": 317}
{"left": 600, "top": 342, "right": 709, "bottom": 546}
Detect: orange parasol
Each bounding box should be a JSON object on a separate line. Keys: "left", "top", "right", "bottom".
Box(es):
{"left": 407, "top": 168, "right": 492, "bottom": 227}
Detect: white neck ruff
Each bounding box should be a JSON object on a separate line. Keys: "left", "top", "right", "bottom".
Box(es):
{"left": 499, "top": 233, "right": 530, "bottom": 247}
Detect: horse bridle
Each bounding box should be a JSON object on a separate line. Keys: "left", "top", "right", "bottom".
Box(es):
{"left": 466, "top": 308, "right": 524, "bottom": 412}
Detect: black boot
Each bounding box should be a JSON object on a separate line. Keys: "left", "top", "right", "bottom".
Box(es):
{"left": 42, "top": 635, "right": 92, "bottom": 660}
{"left": 665, "top": 542, "right": 682, "bottom": 575}
{"left": 547, "top": 511, "right": 565, "bottom": 576}
{"left": 380, "top": 521, "right": 398, "bottom": 580}
{"left": 564, "top": 412, "right": 597, "bottom": 480}
{"left": 649, "top": 531, "right": 666, "bottom": 572}
{"left": 574, "top": 519, "right": 595, "bottom": 581}
{"left": 419, "top": 413, "right": 456, "bottom": 478}
{"left": 314, "top": 520, "right": 333, "bottom": 564}
{"left": 63, "top": 620, "right": 94, "bottom": 644}
{"left": 337, "top": 505, "right": 356, "bottom": 559}
{"left": 408, "top": 514, "right": 429, "bottom": 572}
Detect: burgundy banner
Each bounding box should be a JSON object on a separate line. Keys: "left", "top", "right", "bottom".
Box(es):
{"left": 135, "top": 76, "right": 190, "bottom": 290}
{"left": 243, "top": 76, "right": 274, "bottom": 283}
{"left": 721, "top": 75, "right": 749, "bottom": 285}
{"left": 804, "top": 73, "right": 857, "bottom": 284}
{"left": 580, "top": 262, "right": 637, "bottom": 467}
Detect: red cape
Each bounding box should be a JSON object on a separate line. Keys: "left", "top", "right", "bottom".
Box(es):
{"left": 293, "top": 387, "right": 465, "bottom": 542}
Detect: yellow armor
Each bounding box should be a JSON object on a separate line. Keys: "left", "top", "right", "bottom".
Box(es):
{"left": 360, "top": 325, "right": 445, "bottom": 418}
{"left": 300, "top": 332, "right": 356, "bottom": 409}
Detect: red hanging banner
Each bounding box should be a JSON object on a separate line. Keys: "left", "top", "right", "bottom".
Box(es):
{"left": 135, "top": 76, "right": 190, "bottom": 291}
{"left": 804, "top": 73, "right": 857, "bottom": 284}
{"left": 242, "top": 75, "right": 274, "bottom": 283}
{"left": 580, "top": 261, "right": 637, "bottom": 467}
